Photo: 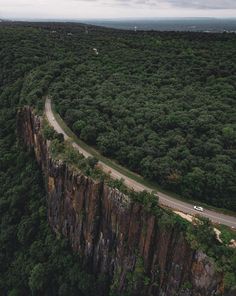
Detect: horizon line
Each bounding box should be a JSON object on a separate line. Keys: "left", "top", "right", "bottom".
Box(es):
{"left": 1, "top": 16, "right": 236, "bottom": 22}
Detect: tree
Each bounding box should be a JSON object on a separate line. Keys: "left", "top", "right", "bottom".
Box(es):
{"left": 87, "top": 156, "right": 98, "bottom": 169}
{"left": 29, "top": 263, "right": 47, "bottom": 293}
{"left": 72, "top": 120, "right": 86, "bottom": 135}
{"left": 182, "top": 168, "right": 206, "bottom": 199}
{"left": 55, "top": 133, "right": 64, "bottom": 143}
{"left": 42, "top": 124, "right": 56, "bottom": 140}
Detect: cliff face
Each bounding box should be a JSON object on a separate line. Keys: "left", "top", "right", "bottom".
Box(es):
{"left": 17, "top": 107, "right": 224, "bottom": 296}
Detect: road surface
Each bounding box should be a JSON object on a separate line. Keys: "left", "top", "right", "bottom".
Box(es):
{"left": 45, "top": 98, "right": 236, "bottom": 228}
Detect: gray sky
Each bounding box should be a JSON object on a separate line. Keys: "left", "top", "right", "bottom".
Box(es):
{"left": 0, "top": 0, "right": 236, "bottom": 19}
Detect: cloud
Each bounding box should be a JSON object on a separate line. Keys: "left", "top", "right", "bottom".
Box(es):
{"left": 1, "top": 0, "right": 236, "bottom": 19}
{"left": 68, "top": 0, "right": 236, "bottom": 9}
{"left": 165, "top": 0, "right": 236, "bottom": 9}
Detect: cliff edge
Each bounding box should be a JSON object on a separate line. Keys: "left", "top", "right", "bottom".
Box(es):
{"left": 17, "top": 107, "right": 229, "bottom": 296}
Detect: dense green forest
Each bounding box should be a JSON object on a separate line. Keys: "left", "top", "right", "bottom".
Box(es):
{"left": 1, "top": 21, "right": 236, "bottom": 210}
{"left": 50, "top": 26, "right": 236, "bottom": 210}
{"left": 0, "top": 23, "right": 106, "bottom": 296}
{"left": 55, "top": 35, "right": 236, "bottom": 209}
{"left": 0, "top": 21, "right": 236, "bottom": 294}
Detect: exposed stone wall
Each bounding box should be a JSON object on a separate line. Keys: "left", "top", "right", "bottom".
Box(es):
{"left": 17, "top": 107, "right": 226, "bottom": 296}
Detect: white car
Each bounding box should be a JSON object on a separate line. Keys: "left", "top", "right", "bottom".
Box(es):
{"left": 52, "top": 117, "right": 55, "bottom": 121}
{"left": 194, "top": 206, "right": 204, "bottom": 212}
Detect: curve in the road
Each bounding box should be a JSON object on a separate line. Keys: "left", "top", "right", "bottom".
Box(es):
{"left": 45, "top": 98, "right": 236, "bottom": 228}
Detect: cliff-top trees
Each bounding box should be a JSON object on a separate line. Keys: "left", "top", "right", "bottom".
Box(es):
{"left": 48, "top": 27, "right": 236, "bottom": 210}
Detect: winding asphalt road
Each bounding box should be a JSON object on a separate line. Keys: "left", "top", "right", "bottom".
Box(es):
{"left": 45, "top": 98, "right": 236, "bottom": 228}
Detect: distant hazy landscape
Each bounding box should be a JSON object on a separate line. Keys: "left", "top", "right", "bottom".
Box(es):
{"left": 85, "top": 18, "right": 236, "bottom": 32}
{"left": 2, "top": 17, "right": 236, "bottom": 33}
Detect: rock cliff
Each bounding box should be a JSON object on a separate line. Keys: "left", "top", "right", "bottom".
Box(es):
{"left": 17, "top": 107, "right": 226, "bottom": 296}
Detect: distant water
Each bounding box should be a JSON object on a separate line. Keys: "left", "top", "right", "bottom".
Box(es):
{"left": 84, "top": 18, "right": 236, "bottom": 33}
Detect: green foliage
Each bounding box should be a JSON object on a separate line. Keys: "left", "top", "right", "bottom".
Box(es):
{"left": 48, "top": 136, "right": 104, "bottom": 181}
{"left": 87, "top": 156, "right": 99, "bottom": 169}
{"left": 42, "top": 121, "right": 57, "bottom": 140}
{"left": 130, "top": 190, "right": 160, "bottom": 216}
{"left": 0, "top": 119, "right": 101, "bottom": 295}
{"left": 107, "top": 178, "right": 128, "bottom": 193}
{"left": 55, "top": 133, "right": 64, "bottom": 143}
{"left": 0, "top": 28, "right": 104, "bottom": 295}
{"left": 181, "top": 281, "right": 192, "bottom": 290}
{"left": 2, "top": 22, "right": 235, "bottom": 209}
{"left": 219, "top": 225, "right": 236, "bottom": 245}
{"left": 50, "top": 138, "right": 65, "bottom": 157}
{"left": 186, "top": 217, "right": 216, "bottom": 252}
{"left": 186, "top": 217, "right": 236, "bottom": 289}
{"left": 63, "top": 141, "right": 84, "bottom": 164}
{"left": 125, "top": 256, "right": 150, "bottom": 296}
{"left": 224, "top": 272, "right": 236, "bottom": 290}
{"left": 47, "top": 26, "right": 236, "bottom": 210}
{"left": 29, "top": 263, "right": 48, "bottom": 293}
{"left": 110, "top": 256, "right": 150, "bottom": 296}
{"left": 1, "top": 21, "right": 236, "bottom": 295}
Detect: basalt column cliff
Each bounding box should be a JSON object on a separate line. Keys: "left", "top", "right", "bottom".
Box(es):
{"left": 17, "top": 107, "right": 227, "bottom": 296}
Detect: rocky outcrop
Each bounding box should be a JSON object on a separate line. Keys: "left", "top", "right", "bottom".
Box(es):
{"left": 17, "top": 107, "right": 225, "bottom": 296}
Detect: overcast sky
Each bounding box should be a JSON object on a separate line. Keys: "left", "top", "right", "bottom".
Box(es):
{"left": 0, "top": 0, "right": 236, "bottom": 20}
